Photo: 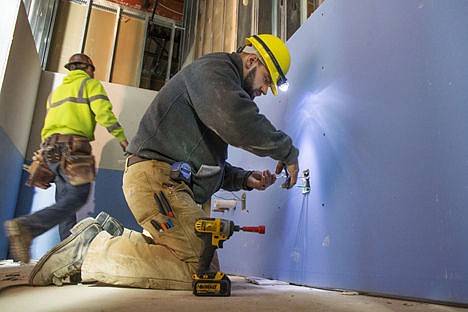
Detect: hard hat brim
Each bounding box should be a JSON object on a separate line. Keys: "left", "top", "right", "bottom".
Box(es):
{"left": 245, "top": 37, "right": 278, "bottom": 96}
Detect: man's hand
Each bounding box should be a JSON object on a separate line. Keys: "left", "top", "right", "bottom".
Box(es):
{"left": 275, "top": 160, "right": 299, "bottom": 189}
{"left": 120, "top": 140, "right": 129, "bottom": 152}
{"left": 246, "top": 170, "right": 277, "bottom": 191}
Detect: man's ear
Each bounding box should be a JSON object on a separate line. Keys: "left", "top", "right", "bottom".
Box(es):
{"left": 245, "top": 54, "right": 259, "bottom": 69}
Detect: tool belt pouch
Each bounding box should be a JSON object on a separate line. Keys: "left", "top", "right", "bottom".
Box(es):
{"left": 70, "top": 137, "right": 92, "bottom": 154}
{"left": 42, "top": 144, "right": 61, "bottom": 162}
{"left": 25, "top": 159, "right": 55, "bottom": 189}
{"left": 62, "top": 153, "right": 96, "bottom": 186}
{"left": 60, "top": 136, "right": 95, "bottom": 185}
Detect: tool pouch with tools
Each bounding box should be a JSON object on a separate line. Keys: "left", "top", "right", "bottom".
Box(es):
{"left": 24, "top": 152, "right": 56, "bottom": 189}
{"left": 60, "top": 137, "right": 95, "bottom": 186}
{"left": 61, "top": 154, "right": 95, "bottom": 185}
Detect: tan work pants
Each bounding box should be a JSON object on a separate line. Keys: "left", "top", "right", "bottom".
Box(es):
{"left": 81, "top": 159, "right": 217, "bottom": 290}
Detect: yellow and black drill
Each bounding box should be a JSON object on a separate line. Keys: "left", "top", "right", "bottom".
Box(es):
{"left": 192, "top": 218, "right": 265, "bottom": 296}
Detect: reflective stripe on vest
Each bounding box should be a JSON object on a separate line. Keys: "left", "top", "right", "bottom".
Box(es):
{"left": 106, "top": 122, "right": 122, "bottom": 133}
{"left": 47, "top": 78, "right": 110, "bottom": 110}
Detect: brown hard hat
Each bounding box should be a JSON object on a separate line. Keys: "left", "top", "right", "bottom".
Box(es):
{"left": 64, "top": 53, "right": 95, "bottom": 71}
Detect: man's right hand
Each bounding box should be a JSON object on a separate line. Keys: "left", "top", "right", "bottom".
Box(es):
{"left": 275, "top": 160, "right": 299, "bottom": 189}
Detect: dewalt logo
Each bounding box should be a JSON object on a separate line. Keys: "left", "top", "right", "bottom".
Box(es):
{"left": 197, "top": 283, "right": 221, "bottom": 291}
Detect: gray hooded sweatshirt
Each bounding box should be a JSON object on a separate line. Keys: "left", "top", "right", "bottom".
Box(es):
{"left": 127, "top": 52, "right": 298, "bottom": 203}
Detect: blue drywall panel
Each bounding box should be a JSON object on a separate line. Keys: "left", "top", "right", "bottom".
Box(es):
{"left": 14, "top": 168, "right": 141, "bottom": 260}
{"left": 92, "top": 169, "right": 140, "bottom": 232}
{"left": 1, "top": 0, "right": 43, "bottom": 259}
{"left": 216, "top": 0, "right": 468, "bottom": 304}
{"left": 0, "top": 127, "right": 24, "bottom": 259}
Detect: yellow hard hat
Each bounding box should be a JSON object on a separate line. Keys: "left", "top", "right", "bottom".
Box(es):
{"left": 245, "top": 34, "right": 290, "bottom": 96}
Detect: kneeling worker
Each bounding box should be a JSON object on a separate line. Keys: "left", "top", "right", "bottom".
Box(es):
{"left": 29, "top": 34, "right": 299, "bottom": 290}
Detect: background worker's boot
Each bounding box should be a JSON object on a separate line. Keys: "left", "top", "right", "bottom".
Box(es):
{"left": 4, "top": 219, "right": 34, "bottom": 263}
{"left": 29, "top": 218, "right": 101, "bottom": 286}
{"left": 95, "top": 211, "right": 124, "bottom": 236}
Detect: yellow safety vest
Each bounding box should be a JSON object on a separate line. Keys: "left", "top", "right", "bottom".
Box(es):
{"left": 41, "top": 70, "right": 126, "bottom": 142}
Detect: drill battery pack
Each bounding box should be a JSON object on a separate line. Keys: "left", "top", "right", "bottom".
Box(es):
{"left": 192, "top": 272, "right": 231, "bottom": 296}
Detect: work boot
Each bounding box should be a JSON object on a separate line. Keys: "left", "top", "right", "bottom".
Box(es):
{"left": 66, "top": 212, "right": 123, "bottom": 285}
{"left": 4, "top": 219, "right": 34, "bottom": 263}
{"left": 29, "top": 217, "right": 102, "bottom": 286}
{"left": 95, "top": 211, "right": 124, "bottom": 236}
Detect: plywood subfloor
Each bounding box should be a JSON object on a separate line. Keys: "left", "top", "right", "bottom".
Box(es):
{"left": 0, "top": 275, "right": 466, "bottom": 312}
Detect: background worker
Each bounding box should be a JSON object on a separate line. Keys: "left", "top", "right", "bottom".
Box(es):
{"left": 29, "top": 34, "right": 299, "bottom": 290}
{"left": 4, "top": 53, "right": 128, "bottom": 264}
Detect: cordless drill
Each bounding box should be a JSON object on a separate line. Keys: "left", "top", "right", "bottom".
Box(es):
{"left": 192, "top": 218, "right": 265, "bottom": 296}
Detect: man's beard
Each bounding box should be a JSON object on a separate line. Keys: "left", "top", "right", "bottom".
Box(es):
{"left": 243, "top": 67, "right": 258, "bottom": 99}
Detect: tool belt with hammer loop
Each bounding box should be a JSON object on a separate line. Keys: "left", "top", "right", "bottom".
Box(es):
{"left": 25, "top": 134, "right": 96, "bottom": 189}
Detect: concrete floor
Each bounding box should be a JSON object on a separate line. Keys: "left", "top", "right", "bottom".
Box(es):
{"left": 1, "top": 274, "right": 467, "bottom": 312}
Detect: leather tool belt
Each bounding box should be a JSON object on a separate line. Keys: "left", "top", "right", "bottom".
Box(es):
{"left": 24, "top": 152, "right": 56, "bottom": 189}
{"left": 42, "top": 134, "right": 91, "bottom": 162}
{"left": 25, "top": 134, "right": 95, "bottom": 188}
{"left": 126, "top": 154, "right": 150, "bottom": 168}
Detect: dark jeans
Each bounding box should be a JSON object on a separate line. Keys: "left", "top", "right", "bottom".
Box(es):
{"left": 18, "top": 161, "right": 91, "bottom": 240}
